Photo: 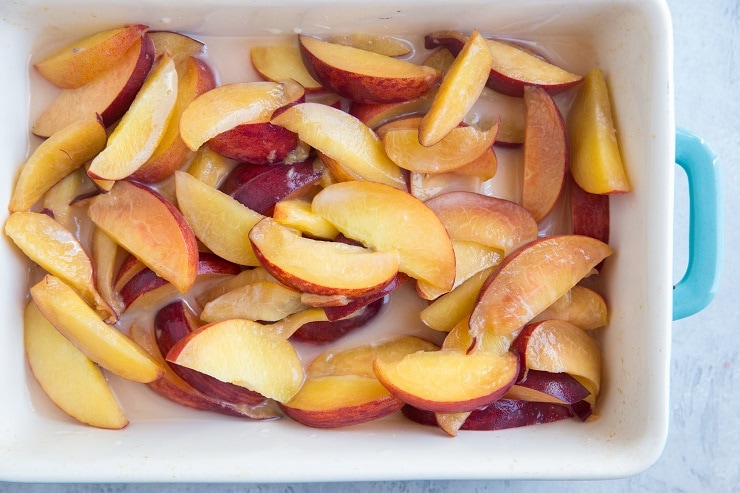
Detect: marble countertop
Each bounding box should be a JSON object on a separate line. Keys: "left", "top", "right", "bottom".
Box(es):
{"left": 3, "top": 0, "right": 738, "bottom": 491}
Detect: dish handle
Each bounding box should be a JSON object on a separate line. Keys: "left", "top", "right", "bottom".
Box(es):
{"left": 672, "top": 127, "right": 723, "bottom": 320}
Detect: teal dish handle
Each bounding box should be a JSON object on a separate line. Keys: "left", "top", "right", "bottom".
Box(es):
{"left": 673, "top": 128, "right": 723, "bottom": 320}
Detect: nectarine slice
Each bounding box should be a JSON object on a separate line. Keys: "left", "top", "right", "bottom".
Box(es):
{"left": 249, "top": 217, "right": 400, "bottom": 297}
{"left": 87, "top": 180, "right": 199, "bottom": 294}
{"left": 420, "top": 267, "right": 493, "bottom": 333}
{"left": 186, "top": 145, "right": 231, "bottom": 188}
{"left": 469, "top": 235, "right": 613, "bottom": 337}
{"left": 532, "top": 285, "right": 608, "bottom": 331}
{"left": 200, "top": 281, "right": 306, "bottom": 324}
{"left": 148, "top": 31, "right": 204, "bottom": 64}
{"left": 327, "top": 33, "right": 411, "bottom": 57}
{"left": 273, "top": 199, "right": 339, "bottom": 240}
{"left": 251, "top": 44, "right": 323, "bottom": 91}
{"left": 568, "top": 68, "right": 631, "bottom": 194}
{"left": 24, "top": 301, "right": 128, "bottom": 429}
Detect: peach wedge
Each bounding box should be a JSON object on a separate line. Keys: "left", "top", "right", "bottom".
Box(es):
{"left": 469, "top": 235, "right": 613, "bottom": 337}
{"left": 298, "top": 35, "right": 441, "bottom": 104}
{"left": 34, "top": 24, "right": 149, "bottom": 89}
{"left": 24, "top": 301, "right": 128, "bottom": 429}
{"left": 30, "top": 275, "right": 163, "bottom": 383}
{"left": 148, "top": 31, "right": 205, "bottom": 64}
{"left": 87, "top": 54, "right": 179, "bottom": 183}
{"left": 249, "top": 217, "right": 400, "bottom": 297}
{"left": 250, "top": 44, "right": 323, "bottom": 92}
{"left": 311, "top": 181, "right": 456, "bottom": 297}
{"left": 87, "top": 180, "right": 199, "bottom": 294}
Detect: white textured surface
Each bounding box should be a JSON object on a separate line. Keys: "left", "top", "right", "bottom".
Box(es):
{"left": 2, "top": 0, "right": 738, "bottom": 491}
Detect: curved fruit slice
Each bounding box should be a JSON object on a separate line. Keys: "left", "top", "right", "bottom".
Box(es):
{"left": 87, "top": 54, "right": 178, "bottom": 183}
{"left": 5, "top": 211, "right": 115, "bottom": 323}
{"left": 327, "top": 34, "right": 411, "bottom": 57}
{"left": 281, "top": 374, "right": 403, "bottom": 428}
{"left": 570, "top": 177, "right": 610, "bottom": 245}
{"left": 179, "top": 80, "right": 304, "bottom": 151}
{"left": 348, "top": 91, "right": 436, "bottom": 130}
{"left": 186, "top": 145, "right": 231, "bottom": 188}
{"left": 568, "top": 68, "right": 631, "bottom": 194}
{"left": 374, "top": 349, "right": 519, "bottom": 413}
{"left": 34, "top": 24, "right": 149, "bottom": 89}
{"left": 531, "top": 285, "right": 608, "bottom": 330}
{"left": 420, "top": 267, "right": 493, "bottom": 333}
{"left": 289, "top": 297, "right": 385, "bottom": 345}
{"left": 251, "top": 44, "right": 323, "bottom": 91}
{"left": 311, "top": 181, "right": 456, "bottom": 296}
{"left": 298, "top": 35, "right": 441, "bottom": 104}
{"left": 200, "top": 281, "right": 306, "bottom": 324}
{"left": 30, "top": 275, "right": 163, "bottom": 383}
{"left": 206, "top": 121, "right": 300, "bottom": 165}
{"left": 522, "top": 85, "right": 568, "bottom": 222}
{"left": 424, "top": 191, "right": 538, "bottom": 256}
{"left": 148, "top": 31, "right": 204, "bottom": 64}
{"left": 273, "top": 199, "right": 339, "bottom": 240}
{"left": 87, "top": 180, "right": 198, "bottom": 294}
{"left": 419, "top": 30, "right": 492, "bottom": 147}
{"left": 33, "top": 35, "right": 155, "bottom": 137}
{"left": 175, "top": 170, "right": 263, "bottom": 267}
{"left": 271, "top": 102, "right": 406, "bottom": 189}
{"left": 91, "top": 227, "right": 125, "bottom": 319}
{"left": 166, "top": 318, "right": 305, "bottom": 403}
{"left": 10, "top": 116, "right": 106, "bottom": 212}
{"left": 513, "top": 319, "right": 602, "bottom": 395}
{"left": 469, "top": 235, "right": 613, "bottom": 337}
{"left": 504, "top": 369, "right": 591, "bottom": 405}
{"left": 24, "top": 301, "right": 128, "bottom": 429}
{"left": 249, "top": 217, "right": 400, "bottom": 297}
{"left": 383, "top": 123, "right": 498, "bottom": 174}
{"left": 195, "top": 267, "right": 277, "bottom": 308}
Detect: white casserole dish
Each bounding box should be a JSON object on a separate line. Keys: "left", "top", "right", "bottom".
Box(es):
{"left": 0, "top": 0, "right": 722, "bottom": 482}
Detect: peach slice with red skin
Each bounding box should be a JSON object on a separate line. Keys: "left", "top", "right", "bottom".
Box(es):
{"left": 374, "top": 348, "right": 519, "bottom": 413}
{"left": 270, "top": 102, "right": 406, "bottom": 189}
{"left": 522, "top": 85, "right": 569, "bottom": 222}
{"left": 311, "top": 181, "right": 456, "bottom": 297}
{"left": 5, "top": 211, "right": 115, "bottom": 323}
{"left": 9, "top": 115, "right": 106, "bottom": 212}
{"left": 166, "top": 318, "right": 305, "bottom": 403}
{"left": 249, "top": 217, "right": 400, "bottom": 297}
{"left": 91, "top": 227, "right": 125, "bottom": 318}
{"left": 148, "top": 31, "right": 204, "bottom": 64}
{"left": 348, "top": 91, "right": 436, "bottom": 130}
{"left": 30, "top": 275, "right": 163, "bottom": 383}
{"left": 568, "top": 68, "right": 631, "bottom": 194}
{"left": 298, "top": 35, "right": 441, "bottom": 104}
{"left": 425, "top": 31, "right": 583, "bottom": 97}
{"left": 327, "top": 34, "right": 412, "bottom": 57}
{"left": 420, "top": 267, "right": 493, "bottom": 333}
{"left": 531, "top": 285, "right": 608, "bottom": 331}
{"left": 33, "top": 34, "right": 155, "bottom": 137}
{"left": 24, "top": 301, "right": 129, "bottom": 429}
{"left": 131, "top": 56, "right": 217, "bottom": 183}
{"left": 570, "top": 177, "right": 610, "bottom": 245}
{"left": 281, "top": 375, "right": 403, "bottom": 428}
{"left": 504, "top": 370, "right": 591, "bottom": 406}
{"left": 272, "top": 199, "right": 340, "bottom": 240}
{"left": 469, "top": 235, "right": 613, "bottom": 337}
{"left": 34, "top": 24, "right": 149, "bottom": 89}
{"left": 419, "top": 29, "right": 492, "bottom": 147}
{"left": 200, "top": 281, "right": 306, "bottom": 324}
{"left": 289, "top": 297, "right": 385, "bottom": 345}
{"left": 207, "top": 122, "right": 300, "bottom": 165}
{"left": 87, "top": 180, "right": 199, "bottom": 294}
{"left": 186, "top": 145, "right": 231, "bottom": 188}
{"left": 318, "top": 273, "right": 408, "bottom": 321}
{"left": 251, "top": 44, "right": 323, "bottom": 92}
{"left": 195, "top": 267, "right": 277, "bottom": 308}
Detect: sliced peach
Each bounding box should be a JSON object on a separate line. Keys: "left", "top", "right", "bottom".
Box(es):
{"left": 91, "top": 227, "right": 124, "bottom": 319}
{"left": 409, "top": 171, "right": 482, "bottom": 202}
{"left": 9, "top": 116, "right": 106, "bottom": 212}
{"left": 179, "top": 79, "right": 305, "bottom": 152}
{"left": 24, "top": 301, "right": 128, "bottom": 429}
{"left": 148, "top": 31, "right": 204, "bottom": 63}
{"left": 34, "top": 24, "right": 149, "bottom": 89}
{"left": 327, "top": 34, "right": 412, "bottom": 57}
{"left": 200, "top": 281, "right": 306, "bottom": 324}
{"left": 469, "top": 235, "right": 613, "bottom": 337}
{"left": 424, "top": 191, "right": 538, "bottom": 256}
{"left": 33, "top": 35, "right": 155, "bottom": 137}
{"left": 312, "top": 181, "right": 456, "bottom": 296}
{"left": 422, "top": 47, "right": 457, "bottom": 72}
{"left": 513, "top": 319, "right": 602, "bottom": 395}
{"left": 472, "top": 88, "right": 526, "bottom": 146}
{"left": 531, "top": 285, "right": 608, "bottom": 331}
{"left": 420, "top": 267, "right": 493, "bottom": 332}
{"left": 522, "top": 85, "right": 568, "bottom": 222}
{"left": 568, "top": 68, "right": 631, "bottom": 194}
{"left": 87, "top": 180, "right": 199, "bottom": 293}
{"left": 442, "top": 316, "right": 515, "bottom": 356}
{"left": 298, "top": 35, "right": 441, "bottom": 104}
{"left": 450, "top": 240, "right": 502, "bottom": 288}
{"left": 425, "top": 31, "right": 583, "bottom": 97}
{"left": 206, "top": 121, "right": 301, "bottom": 165}
{"left": 174, "top": 170, "right": 263, "bottom": 267}
{"left": 166, "top": 318, "right": 305, "bottom": 403}
{"left": 87, "top": 54, "right": 178, "bottom": 183}
{"left": 504, "top": 370, "right": 591, "bottom": 405}
{"left": 289, "top": 298, "right": 385, "bottom": 345}
{"left": 307, "top": 335, "right": 439, "bottom": 379}
{"left": 419, "top": 30, "right": 492, "bottom": 147}
{"left": 251, "top": 44, "right": 323, "bottom": 92}
{"left": 374, "top": 349, "right": 519, "bottom": 413}
{"left": 281, "top": 374, "right": 403, "bottom": 428}
{"left": 271, "top": 102, "right": 406, "bottom": 189}
{"left": 131, "top": 57, "right": 217, "bottom": 183}
{"left": 249, "top": 217, "right": 399, "bottom": 297}
{"left": 114, "top": 254, "right": 147, "bottom": 293}
{"left": 41, "top": 168, "right": 93, "bottom": 232}
{"left": 186, "top": 145, "right": 231, "bottom": 188}
{"left": 272, "top": 199, "right": 339, "bottom": 240}
{"left": 571, "top": 177, "right": 610, "bottom": 244}
{"left": 30, "top": 275, "right": 163, "bottom": 383}
{"left": 383, "top": 123, "right": 498, "bottom": 174}
{"left": 195, "top": 267, "right": 277, "bottom": 308}
{"left": 5, "top": 211, "right": 115, "bottom": 323}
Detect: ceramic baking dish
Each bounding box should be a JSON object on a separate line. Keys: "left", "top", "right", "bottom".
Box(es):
{"left": 0, "top": 0, "right": 722, "bottom": 482}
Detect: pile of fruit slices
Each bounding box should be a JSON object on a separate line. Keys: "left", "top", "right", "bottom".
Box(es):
{"left": 7, "top": 23, "right": 630, "bottom": 436}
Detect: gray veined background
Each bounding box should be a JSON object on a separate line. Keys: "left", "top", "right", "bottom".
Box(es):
{"left": 2, "top": 0, "right": 738, "bottom": 491}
